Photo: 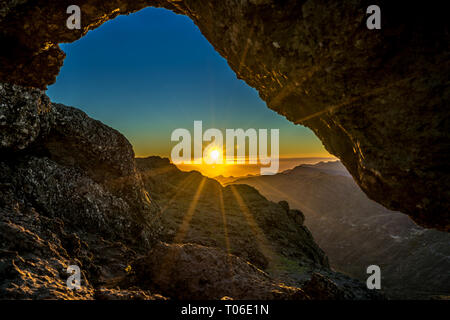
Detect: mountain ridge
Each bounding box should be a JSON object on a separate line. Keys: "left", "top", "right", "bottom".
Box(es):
{"left": 227, "top": 161, "right": 450, "bottom": 299}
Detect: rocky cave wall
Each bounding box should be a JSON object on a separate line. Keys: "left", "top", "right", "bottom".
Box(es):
{"left": 0, "top": 0, "right": 449, "bottom": 231}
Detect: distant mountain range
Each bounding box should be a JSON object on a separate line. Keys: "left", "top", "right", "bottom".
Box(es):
{"left": 224, "top": 161, "right": 450, "bottom": 299}
{"left": 177, "top": 157, "right": 338, "bottom": 178}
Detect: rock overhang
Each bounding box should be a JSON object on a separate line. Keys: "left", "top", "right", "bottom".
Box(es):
{"left": 0, "top": 0, "right": 448, "bottom": 231}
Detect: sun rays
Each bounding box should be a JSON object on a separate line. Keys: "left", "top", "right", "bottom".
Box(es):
{"left": 172, "top": 177, "right": 207, "bottom": 243}
{"left": 156, "top": 167, "right": 280, "bottom": 286}
{"left": 217, "top": 185, "right": 237, "bottom": 296}
{"left": 229, "top": 185, "right": 277, "bottom": 267}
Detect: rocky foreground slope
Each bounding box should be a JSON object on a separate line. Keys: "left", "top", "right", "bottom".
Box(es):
{"left": 136, "top": 155, "right": 381, "bottom": 299}
{"left": 0, "top": 84, "right": 380, "bottom": 299}
{"left": 0, "top": 84, "right": 162, "bottom": 298}
{"left": 228, "top": 162, "right": 450, "bottom": 299}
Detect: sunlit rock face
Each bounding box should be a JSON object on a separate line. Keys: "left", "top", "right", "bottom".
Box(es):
{"left": 0, "top": 85, "right": 162, "bottom": 298}
{"left": 0, "top": 84, "right": 162, "bottom": 249}
{"left": 0, "top": 83, "right": 52, "bottom": 150}
{"left": 0, "top": 0, "right": 449, "bottom": 231}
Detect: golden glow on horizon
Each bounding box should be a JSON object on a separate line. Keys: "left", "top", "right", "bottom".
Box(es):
{"left": 207, "top": 148, "right": 221, "bottom": 163}
{"left": 173, "top": 156, "right": 338, "bottom": 178}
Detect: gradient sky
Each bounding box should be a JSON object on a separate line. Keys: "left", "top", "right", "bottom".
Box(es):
{"left": 46, "top": 7, "right": 330, "bottom": 160}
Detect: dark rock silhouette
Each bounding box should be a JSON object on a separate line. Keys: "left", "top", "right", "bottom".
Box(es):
{"left": 0, "top": 83, "right": 53, "bottom": 150}
{"left": 0, "top": 1, "right": 449, "bottom": 230}
{"left": 0, "top": 88, "right": 161, "bottom": 298}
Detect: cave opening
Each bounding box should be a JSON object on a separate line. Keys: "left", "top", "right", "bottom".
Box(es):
{"left": 46, "top": 7, "right": 334, "bottom": 178}
{"left": 1, "top": 1, "right": 449, "bottom": 301}
{"left": 43, "top": 8, "right": 450, "bottom": 300}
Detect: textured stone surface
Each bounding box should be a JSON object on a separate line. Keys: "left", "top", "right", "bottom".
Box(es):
{"left": 131, "top": 242, "right": 381, "bottom": 300}
{"left": 0, "top": 86, "right": 162, "bottom": 247}
{"left": 132, "top": 242, "right": 309, "bottom": 300}
{"left": 44, "top": 103, "right": 161, "bottom": 233}
{"left": 0, "top": 135, "right": 161, "bottom": 298}
{"left": 0, "top": 83, "right": 52, "bottom": 150}
{"left": 0, "top": 1, "right": 448, "bottom": 230}
{"left": 0, "top": 86, "right": 163, "bottom": 298}
{"left": 0, "top": 207, "right": 95, "bottom": 299}
{"left": 94, "top": 288, "right": 167, "bottom": 300}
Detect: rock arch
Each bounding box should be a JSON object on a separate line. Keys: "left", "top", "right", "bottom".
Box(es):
{"left": 0, "top": 1, "right": 449, "bottom": 231}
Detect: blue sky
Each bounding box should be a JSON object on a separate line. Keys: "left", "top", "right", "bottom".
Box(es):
{"left": 47, "top": 7, "right": 329, "bottom": 158}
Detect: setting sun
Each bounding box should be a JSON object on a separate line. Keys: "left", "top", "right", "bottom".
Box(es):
{"left": 209, "top": 149, "right": 220, "bottom": 162}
